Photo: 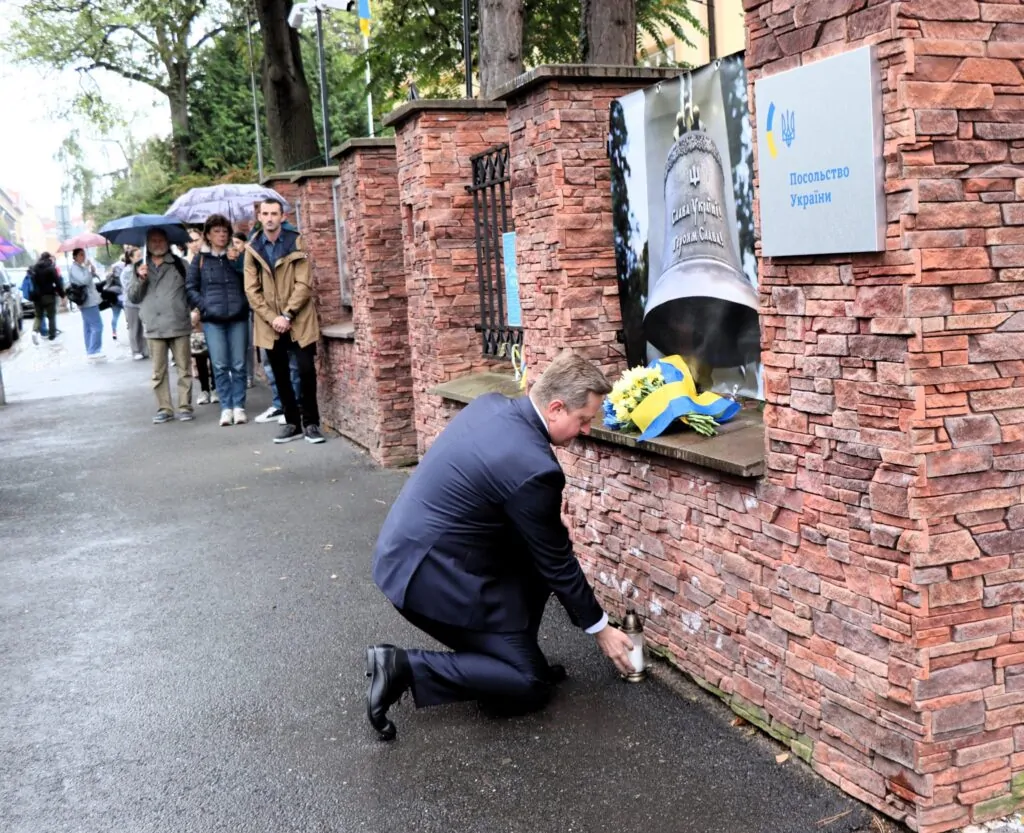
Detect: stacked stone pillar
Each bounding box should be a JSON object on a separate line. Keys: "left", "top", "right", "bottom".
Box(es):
{"left": 746, "top": 2, "right": 1024, "bottom": 830}
{"left": 495, "top": 66, "right": 680, "bottom": 379}
{"left": 384, "top": 101, "right": 512, "bottom": 454}
{"left": 290, "top": 169, "right": 346, "bottom": 326}
{"left": 317, "top": 139, "right": 417, "bottom": 467}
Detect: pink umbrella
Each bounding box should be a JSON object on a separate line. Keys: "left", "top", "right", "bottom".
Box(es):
{"left": 56, "top": 232, "right": 108, "bottom": 253}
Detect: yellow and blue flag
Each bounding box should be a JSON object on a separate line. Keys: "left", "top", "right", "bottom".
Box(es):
{"left": 358, "top": 0, "right": 371, "bottom": 36}
{"left": 630, "top": 356, "right": 740, "bottom": 441}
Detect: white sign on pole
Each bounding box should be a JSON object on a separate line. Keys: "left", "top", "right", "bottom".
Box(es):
{"left": 754, "top": 45, "right": 886, "bottom": 257}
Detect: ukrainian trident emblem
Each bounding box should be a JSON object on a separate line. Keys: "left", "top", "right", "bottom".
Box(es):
{"left": 780, "top": 110, "right": 796, "bottom": 149}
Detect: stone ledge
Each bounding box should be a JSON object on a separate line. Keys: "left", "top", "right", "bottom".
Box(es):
{"left": 431, "top": 372, "right": 765, "bottom": 479}
{"left": 588, "top": 411, "right": 765, "bottom": 479}
{"left": 321, "top": 321, "right": 355, "bottom": 340}
{"left": 259, "top": 171, "right": 299, "bottom": 185}
{"left": 382, "top": 98, "right": 507, "bottom": 131}
{"left": 492, "top": 64, "right": 684, "bottom": 102}
{"left": 290, "top": 166, "right": 339, "bottom": 182}
{"left": 430, "top": 371, "right": 523, "bottom": 403}
{"left": 331, "top": 137, "right": 396, "bottom": 161}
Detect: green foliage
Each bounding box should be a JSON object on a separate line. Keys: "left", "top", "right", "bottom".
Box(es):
{"left": 360, "top": 0, "right": 702, "bottom": 99}
{"left": 188, "top": 23, "right": 271, "bottom": 174}
{"left": 84, "top": 137, "right": 258, "bottom": 233}
{"left": 637, "top": 0, "right": 703, "bottom": 66}
{"left": 7, "top": 0, "right": 233, "bottom": 171}
{"left": 8, "top": 0, "right": 228, "bottom": 91}
{"left": 300, "top": 13, "right": 397, "bottom": 155}
{"left": 56, "top": 132, "right": 99, "bottom": 210}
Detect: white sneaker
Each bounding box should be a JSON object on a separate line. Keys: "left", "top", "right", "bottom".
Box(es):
{"left": 219, "top": 409, "right": 234, "bottom": 427}
{"left": 87, "top": 353, "right": 107, "bottom": 362}
{"left": 278, "top": 415, "right": 287, "bottom": 425}
{"left": 233, "top": 408, "right": 248, "bottom": 425}
{"left": 31, "top": 332, "right": 39, "bottom": 345}
{"left": 211, "top": 390, "right": 220, "bottom": 404}
{"left": 196, "top": 391, "right": 210, "bottom": 405}
{"left": 254, "top": 406, "right": 283, "bottom": 424}
{"left": 132, "top": 353, "right": 145, "bottom": 361}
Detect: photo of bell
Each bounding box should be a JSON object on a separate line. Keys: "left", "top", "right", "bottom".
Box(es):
{"left": 643, "top": 127, "right": 761, "bottom": 379}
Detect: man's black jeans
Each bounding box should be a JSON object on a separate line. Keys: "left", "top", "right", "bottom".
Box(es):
{"left": 267, "top": 335, "right": 319, "bottom": 429}
{"left": 35, "top": 295, "right": 58, "bottom": 340}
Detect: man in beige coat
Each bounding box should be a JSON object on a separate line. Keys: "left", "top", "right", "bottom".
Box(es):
{"left": 243, "top": 198, "right": 324, "bottom": 444}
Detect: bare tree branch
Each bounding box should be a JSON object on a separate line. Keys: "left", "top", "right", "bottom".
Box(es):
{"left": 192, "top": 25, "right": 226, "bottom": 51}
{"left": 78, "top": 63, "right": 168, "bottom": 94}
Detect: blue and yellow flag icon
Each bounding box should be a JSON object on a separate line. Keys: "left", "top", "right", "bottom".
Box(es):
{"left": 358, "top": 0, "right": 371, "bottom": 36}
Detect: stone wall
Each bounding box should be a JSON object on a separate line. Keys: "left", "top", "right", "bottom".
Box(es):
{"left": 394, "top": 37, "right": 1024, "bottom": 832}
{"left": 291, "top": 169, "right": 347, "bottom": 327}
{"left": 739, "top": 3, "right": 1024, "bottom": 831}
{"left": 385, "top": 101, "right": 513, "bottom": 454}
{"left": 319, "top": 140, "right": 417, "bottom": 468}
{"left": 306, "top": 26, "right": 1024, "bottom": 826}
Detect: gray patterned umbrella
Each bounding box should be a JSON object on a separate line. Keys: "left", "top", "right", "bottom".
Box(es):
{"left": 166, "top": 184, "right": 293, "bottom": 224}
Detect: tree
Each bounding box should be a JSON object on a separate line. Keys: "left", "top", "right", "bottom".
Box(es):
{"left": 581, "top": 0, "right": 635, "bottom": 64}
{"left": 252, "top": 0, "right": 320, "bottom": 169}
{"left": 478, "top": 0, "right": 524, "bottom": 98}
{"left": 9, "top": 0, "right": 231, "bottom": 174}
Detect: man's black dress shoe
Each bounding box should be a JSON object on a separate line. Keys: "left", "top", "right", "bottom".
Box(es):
{"left": 365, "top": 645, "right": 410, "bottom": 741}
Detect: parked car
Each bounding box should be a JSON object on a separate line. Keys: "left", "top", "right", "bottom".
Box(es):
{"left": 0, "top": 265, "right": 24, "bottom": 349}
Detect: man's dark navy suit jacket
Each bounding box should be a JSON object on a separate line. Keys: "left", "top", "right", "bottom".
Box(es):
{"left": 373, "top": 393, "right": 605, "bottom": 634}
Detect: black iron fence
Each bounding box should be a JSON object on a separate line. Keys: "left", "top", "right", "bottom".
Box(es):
{"left": 467, "top": 144, "right": 522, "bottom": 358}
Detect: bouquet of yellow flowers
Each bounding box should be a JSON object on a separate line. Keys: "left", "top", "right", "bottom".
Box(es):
{"left": 603, "top": 356, "right": 740, "bottom": 440}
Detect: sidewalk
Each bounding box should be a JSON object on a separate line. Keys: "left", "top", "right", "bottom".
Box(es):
{"left": 0, "top": 340, "right": 889, "bottom": 833}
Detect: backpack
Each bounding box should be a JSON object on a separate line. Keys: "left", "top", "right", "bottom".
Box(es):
{"left": 21, "top": 270, "right": 35, "bottom": 301}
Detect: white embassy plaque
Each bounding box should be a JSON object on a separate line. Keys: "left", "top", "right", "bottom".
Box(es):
{"left": 754, "top": 45, "right": 885, "bottom": 257}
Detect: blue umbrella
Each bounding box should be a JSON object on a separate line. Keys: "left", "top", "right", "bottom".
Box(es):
{"left": 166, "top": 184, "right": 293, "bottom": 224}
{"left": 98, "top": 214, "right": 190, "bottom": 247}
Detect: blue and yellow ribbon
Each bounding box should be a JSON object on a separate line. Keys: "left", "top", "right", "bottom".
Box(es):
{"left": 630, "top": 356, "right": 739, "bottom": 441}
{"left": 511, "top": 344, "right": 527, "bottom": 391}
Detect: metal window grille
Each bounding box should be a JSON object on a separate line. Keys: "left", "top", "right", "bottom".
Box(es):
{"left": 468, "top": 144, "right": 522, "bottom": 358}
{"left": 332, "top": 178, "right": 351, "bottom": 307}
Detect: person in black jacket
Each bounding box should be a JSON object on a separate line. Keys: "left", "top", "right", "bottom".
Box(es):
{"left": 366, "top": 350, "right": 636, "bottom": 741}
{"left": 185, "top": 214, "right": 251, "bottom": 427}
{"left": 28, "top": 253, "right": 65, "bottom": 343}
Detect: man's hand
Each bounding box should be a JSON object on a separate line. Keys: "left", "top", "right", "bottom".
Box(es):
{"left": 137, "top": 263, "right": 149, "bottom": 281}
{"left": 272, "top": 315, "right": 292, "bottom": 334}
{"left": 190, "top": 309, "right": 201, "bottom": 327}
{"left": 595, "top": 626, "right": 636, "bottom": 676}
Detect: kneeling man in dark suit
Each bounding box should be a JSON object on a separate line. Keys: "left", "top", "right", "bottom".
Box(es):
{"left": 367, "top": 350, "right": 635, "bottom": 740}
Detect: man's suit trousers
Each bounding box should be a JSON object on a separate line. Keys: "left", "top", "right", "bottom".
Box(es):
{"left": 400, "top": 584, "right": 554, "bottom": 711}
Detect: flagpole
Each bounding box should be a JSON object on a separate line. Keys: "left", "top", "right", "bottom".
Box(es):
{"left": 364, "top": 32, "right": 374, "bottom": 137}
{"left": 244, "top": 3, "right": 265, "bottom": 180}
{"left": 316, "top": 5, "right": 332, "bottom": 165}
{"left": 359, "top": 0, "right": 374, "bottom": 137}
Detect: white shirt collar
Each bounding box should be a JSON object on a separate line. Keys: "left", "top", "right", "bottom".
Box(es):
{"left": 528, "top": 395, "right": 550, "bottom": 438}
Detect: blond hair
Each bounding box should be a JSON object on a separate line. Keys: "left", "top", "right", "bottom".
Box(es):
{"left": 530, "top": 350, "right": 611, "bottom": 411}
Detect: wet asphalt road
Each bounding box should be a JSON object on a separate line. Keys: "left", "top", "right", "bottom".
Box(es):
{"left": 1, "top": 315, "right": 881, "bottom": 833}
